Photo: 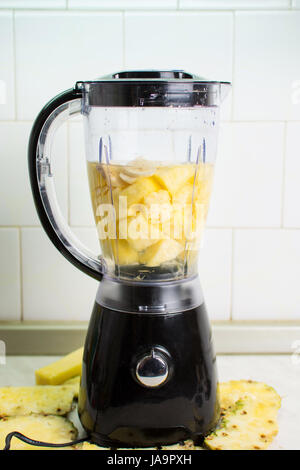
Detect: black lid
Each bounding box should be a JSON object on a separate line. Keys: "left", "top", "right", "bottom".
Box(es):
{"left": 76, "top": 70, "right": 231, "bottom": 108}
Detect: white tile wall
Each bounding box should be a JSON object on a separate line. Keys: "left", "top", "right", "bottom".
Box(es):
{"left": 198, "top": 229, "right": 232, "bottom": 321}
{"left": 233, "top": 229, "right": 300, "bottom": 320}
{"left": 0, "top": 229, "right": 20, "bottom": 321}
{"left": 0, "top": 1, "right": 66, "bottom": 8}
{"left": 207, "top": 122, "right": 285, "bottom": 228}
{"left": 68, "top": 1, "right": 178, "bottom": 9}
{"left": 15, "top": 11, "right": 123, "bottom": 120}
{"left": 22, "top": 228, "right": 99, "bottom": 321}
{"left": 234, "top": 11, "right": 300, "bottom": 121}
{"left": 124, "top": 11, "right": 233, "bottom": 120}
{"left": 0, "top": 11, "right": 14, "bottom": 120}
{"left": 283, "top": 123, "right": 300, "bottom": 228}
{"left": 0, "top": 5, "right": 300, "bottom": 324}
{"left": 0, "top": 122, "right": 67, "bottom": 225}
{"left": 124, "top": 12, "right": 233, "bottom": 83}
{"left": 180, "top": 0, "right": 291, "bottom": 8}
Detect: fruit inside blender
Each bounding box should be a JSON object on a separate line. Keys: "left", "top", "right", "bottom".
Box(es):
{"left": 87, "top": 158, "right": 214, "bottom": 280}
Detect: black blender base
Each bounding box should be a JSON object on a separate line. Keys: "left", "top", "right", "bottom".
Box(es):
{"left": 78, "top": 300, "right": 219, "bottom": 448}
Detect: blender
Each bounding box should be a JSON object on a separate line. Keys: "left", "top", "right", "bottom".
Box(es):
{"left": 28, "top": 70, "right": 230, "bottom": 448}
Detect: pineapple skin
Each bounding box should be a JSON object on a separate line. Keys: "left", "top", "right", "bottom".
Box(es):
{"left": 0, "top": 385, "right": 76, "bottom": 417}
{"left": 35, "top": 347, "right": 83, "bottom": 385}
{"left": 0, "top": 415, "right": 77, "bottom": 450}
{"left": 76, "top": 442, "right": 109, "bottom": 450}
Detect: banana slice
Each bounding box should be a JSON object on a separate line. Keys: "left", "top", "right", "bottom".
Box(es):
{"left": 124, "top": 168, "right": 156, "bottom": 177}
{"left": 119, "top": 173, "right": 138, "bottom": 184}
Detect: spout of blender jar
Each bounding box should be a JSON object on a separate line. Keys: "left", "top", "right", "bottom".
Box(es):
{"left": 28, "top": 86, "right": 104, "bottom": 281}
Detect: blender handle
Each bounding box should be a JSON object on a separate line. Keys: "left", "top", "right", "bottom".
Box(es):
{"left": 28, "top": 86, "right": 104, "bottom": 281}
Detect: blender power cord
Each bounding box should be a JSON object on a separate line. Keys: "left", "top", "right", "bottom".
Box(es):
{"left": 3, "top": 432, "right": 88, "bottom": 450}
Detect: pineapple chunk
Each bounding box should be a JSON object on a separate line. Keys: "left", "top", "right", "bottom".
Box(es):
{"left": 35, "top": 347, "right": 83, "bottom": 385}
{"left": 153, "top": 165, "right": 195, "bottom": 196}
{"left": 204, "top": 380, "right": 281, "bottom": 451}
{"left": 119, "top": 176, "right": 160, "bottom": 207}
{"left": 173, "top": 183, "right": 194, "bottom": 206}
{"left": 139, "top": 239, "right": 184, "bottom": 267}
{"left": 127, "top": 214, "right": 161, "bottom": 252}
{"left": 0, "top": 385, "right": 76, "bottom": 417}
{"left": 0, "top": 415, "right": 77, "bottom": 450}
{"left": 144, "top": 189, "right": 171, "bottom": 208}
{"left": 111, "top": 239, "right": 139, "bottom": 265}
{"left": 63, "top": 376, "right": 80, "bottom": 399}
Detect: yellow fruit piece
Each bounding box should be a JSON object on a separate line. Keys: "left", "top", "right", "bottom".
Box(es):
{"left": 219, "top": 380, "right": 281, "bottom": 410}
{"left": 0, "top": 415, "right": 77, "bottom": 450}
{"left": 204, "top": 380, "right": 281, "bottom": 451}
{"left": 144, "top": 189, "right": 171, "bottom": 209}
{"left": 161, "top": 440, "right": 202, "bottom": 450}
{"left": 192, "top": 164, "right": 214, "bottom": 207}
{"left": 77, "top": 442, "right": 109, "bottom": 450}
{"left": 127, "top": 214, "right": 161, "bottom": 252}
{"left": 154, "top": 165, "right": 196, "bottom": 196}
{"left": 0, "top": 385, "right": 76, "bottom": 417}
{"left": 139, "top": 239, "right": 184, "bottom": 267}
{"left": 117, "top": 447, "right": 157, "bottom": 450}
{"left": 35, "top": 347, "right": 83, "bottom": 385}
{"left": 111, "top": 239, "right": 139, "bottom": 265}
{"left": 119, "top": 176, "right": 160, "bottom": 207}
{"left": 173, "top": 183, "right": 194, "bottom": 206}
{"left": 63, "top": 376, "right": 80, "bottom": 399}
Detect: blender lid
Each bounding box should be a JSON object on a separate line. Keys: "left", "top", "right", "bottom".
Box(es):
{"left": 76, "top": 70, "right": 231, "bottom": 107}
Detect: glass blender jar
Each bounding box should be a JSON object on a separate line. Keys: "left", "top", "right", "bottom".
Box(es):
{"left": 28, "top": 70, "right": 230, "bottom": 447}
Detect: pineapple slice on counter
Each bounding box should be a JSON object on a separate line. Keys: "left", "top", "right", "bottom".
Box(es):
{"left": 76, "top": 442, "right": 109, "bottom": 450}
{"left": 0, "top": 415, "right": 77, "bottom": 450}
{"left": 35, "top": 347, "right": 83, "bottom": 385}
{"left": 204, "top": 380, "right": 281, "bottom": 450}
{"left": 161, "top": 440, "right": 202, "bottom": 450}
{"left": 63, "top": 376, "right": 80, "bottom": 399}
{"left": 0, "top": 385, "right": 76, "bottom": 417}
{"left": 219, "top": 380, "right": 281, "bottom": 409}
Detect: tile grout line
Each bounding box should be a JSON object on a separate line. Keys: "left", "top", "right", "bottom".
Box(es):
{"left": 280, "top": 121, "right": 288, "bottom": 228}
{"left": 230, "top": 9, "right": 236, "bottom": 121}
{"left": 1, "top": 225, "right": 300, "bottom": 230}
{"left": 3, "top": 119, "right": 300, "bottom": 124}
{"left": 12, "top": 9, "right": 17, "bottom": 120}
{"left": 67, "top": 122, "right": 71, "bottom": 225}
{"left": 18, "top": 227, "right": 24, "bottom": 322}
{"left": 0, "top": 7, "right": 295, "bottom": 14}
{"left": 229, "top": 228, "right": 235, "bottom": 322}
{"left": 122, "top": 10, "right": 126, "bottom": 68}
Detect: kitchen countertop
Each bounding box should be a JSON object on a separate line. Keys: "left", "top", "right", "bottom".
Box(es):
{"left": 0, "top": 355, "right": 299, "bottom": 450}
